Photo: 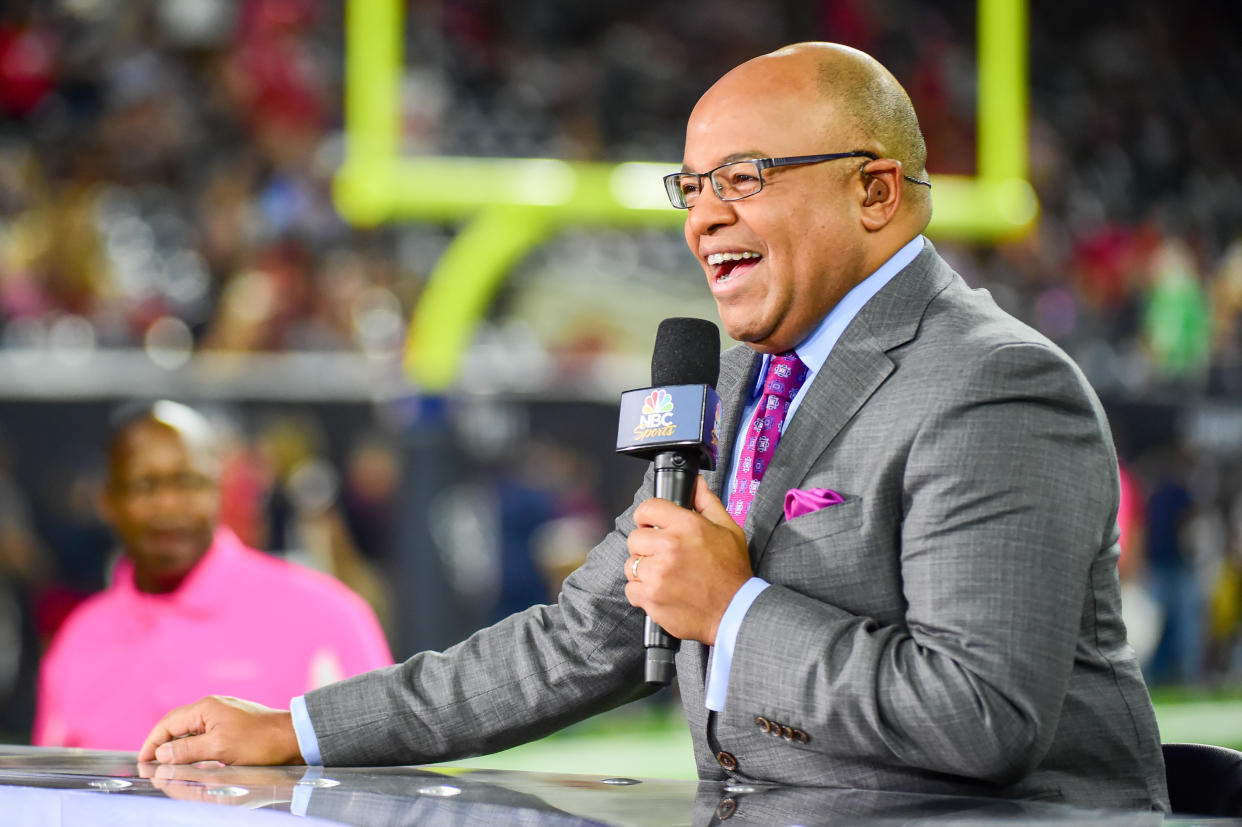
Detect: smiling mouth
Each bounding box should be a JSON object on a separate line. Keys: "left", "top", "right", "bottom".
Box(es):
{"left": 146, "top": 527, "right": 196, "bottom": 546}
{"left": 706, "top": 251, "right": 761, "bottom": 282}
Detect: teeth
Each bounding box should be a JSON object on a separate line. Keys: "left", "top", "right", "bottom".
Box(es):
{"left": 706, "top": 251, "right": 759, "bottom": 266}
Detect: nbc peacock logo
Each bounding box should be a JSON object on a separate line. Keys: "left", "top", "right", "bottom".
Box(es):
{"left": 634, "top": 389, "right": 676, "bottom": 438}
{"left": 642, "top": 389, "right": 674, "bottom": 415}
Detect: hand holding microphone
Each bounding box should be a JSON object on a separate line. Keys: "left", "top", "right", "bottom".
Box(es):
{"left": 616, "top": 318, "right": 751, "bottom": 684}
{"left": 626, "top": 477, "right": 751, "bottom": 648}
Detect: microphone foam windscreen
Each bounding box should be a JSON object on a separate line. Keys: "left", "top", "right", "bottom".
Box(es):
{"left": 651, "top": 317, "right": 720, "bottom": 388}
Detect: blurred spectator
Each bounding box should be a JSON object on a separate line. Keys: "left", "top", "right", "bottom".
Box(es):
{"left": 1143, "top": 238, "right": 1211, "bottom": 383}
{"left": 1142, "top": 442, "right": 1204, "bottom": 685}
{"left": 256, "top": 411, "right": 394, "bottom": 639}
{"left": 0, "top": 430, "right": 51, "bottom": 740}
{"left": 1208, "top": 492, "right": 1242, "bottom": 676}
{"left": 28, "top": 459, "right": 112, "bottom": 643}
{"left": 0, "top": 10, "right": 57, "bottom": 121}
{"left": 488, "top": 453, "right": 558, "bottom": 623}
{"left": 529, "top": 441, "right": 607, "bottom": 596}
{"left": 214, "top": 411, "right": 273, "bottom": 550}
{"left": 284, "top": 453, "right": 394, "bottom": 644}
{"left": 1116, "top": 458, "right": 1162, "bottom": 669}
{"left": 1117, "top": 459, "right": 1145, "bottom": 578}
{"left": 488, "top": 440, "right": 606, "bottom": 623}
{"left": 340, "top": 430, "right": 401, "bottom": 563}
{"left": 33, "top": 400, "right": 391, "bottom": 749}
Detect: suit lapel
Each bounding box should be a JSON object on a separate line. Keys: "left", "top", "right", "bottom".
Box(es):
{"left": 704, "top": 344, "right": 761, "bottom": 500}
{"left": 745, "top": 244, "right": 955, "bottom": 565}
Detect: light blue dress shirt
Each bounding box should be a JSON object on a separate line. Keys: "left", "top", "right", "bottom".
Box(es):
{"left": 290, "top": 694, "right": 321, "bottom": 765}
{"left": 290, "top": 235, "right": 928, "bottom": 762}
{"left": 704, "top": 234, "right": 925, "bottom": 711}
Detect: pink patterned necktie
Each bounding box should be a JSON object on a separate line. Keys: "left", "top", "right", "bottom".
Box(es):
{"left": 727, "top": 352, "right": 809, "bottom": 526}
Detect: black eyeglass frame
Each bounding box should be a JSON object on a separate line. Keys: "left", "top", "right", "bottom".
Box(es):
{"left": 663, "top": 150, "right": 931, "bottom": 209}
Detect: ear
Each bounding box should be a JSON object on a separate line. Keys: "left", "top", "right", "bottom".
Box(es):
{"left": 857, "top": 158, "right": 903, "bottom": 231}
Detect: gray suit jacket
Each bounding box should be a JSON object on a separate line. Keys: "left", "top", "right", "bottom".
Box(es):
{"left": 304, "top": 244, "right": 1168, "bottom": 811}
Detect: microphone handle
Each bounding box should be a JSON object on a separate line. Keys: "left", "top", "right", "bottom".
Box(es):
{"left": 644, "top": 450, "right": 697, "bottom": 685}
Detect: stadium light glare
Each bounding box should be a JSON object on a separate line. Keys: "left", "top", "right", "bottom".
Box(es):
{"left": 996, "top": 179, "right": 1040, "bottom": 227}
{"left": 611, "top": 163, "right": 683, "bottom": 210}
{"left": 508, "top": 160, "right": 577, "bottom": 206}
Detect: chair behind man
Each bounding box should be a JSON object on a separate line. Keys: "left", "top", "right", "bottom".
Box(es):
{"left": 1162, "top": 742, "right": 1242, "bottom": 816}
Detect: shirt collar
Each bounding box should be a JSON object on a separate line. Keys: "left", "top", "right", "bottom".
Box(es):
{"left": 115, "top": 527, "right": 245, "bottom": 615}
{"left": 749, "top": 234, "right": 926, "bottom": 398}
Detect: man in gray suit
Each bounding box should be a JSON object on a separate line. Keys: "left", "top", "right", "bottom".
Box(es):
{"left": 141, "top": 42, "right": 1168, "bottom": 811}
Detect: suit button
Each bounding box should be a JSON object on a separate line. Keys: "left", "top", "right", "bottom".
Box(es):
{"left": 755, "top": 716, "right": 771, "bottom": 733}
{"left": 793, "top": 728, "right": 809, "bottom": 744}
{"left": 716, "top": 751, "right": 738, "bottom": 772}
{"left": 780, "top": 725, "right": 794, "bottom": 741}
{"left": 715, "top": 797, "right": 738, "bottom": 820}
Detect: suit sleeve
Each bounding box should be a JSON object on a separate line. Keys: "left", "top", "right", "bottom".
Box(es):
{"left": 722, "top": 341, "right": 1117, "bottom": 783}
{"left": 301, "top": 469, "right": 656, "bottom": 766}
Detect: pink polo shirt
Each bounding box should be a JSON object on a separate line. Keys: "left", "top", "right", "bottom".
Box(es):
{"left": 33, "top": 528, "right": 392, "bottom": 751}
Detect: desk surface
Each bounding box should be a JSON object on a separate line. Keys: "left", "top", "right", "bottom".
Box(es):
{"left": 0, "top": 745, "right": 1230, "bottom": 826}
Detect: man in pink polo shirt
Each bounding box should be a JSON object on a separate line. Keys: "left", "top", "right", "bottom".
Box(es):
{"left": 33, "top": 401, "right": 392, "bottom": 750}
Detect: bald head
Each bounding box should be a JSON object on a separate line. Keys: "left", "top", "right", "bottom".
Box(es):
{"left": 108, "top": 401, "right": 220, "bottom": 478}
{"left": 807, "top": 45, "right": 928, "bottom": 186}
{"left": 700, "top": 42, "right": 931, "bottom": 221}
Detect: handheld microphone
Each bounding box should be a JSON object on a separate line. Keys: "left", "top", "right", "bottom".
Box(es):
{"left": 616, "top": 317, "right": 721, "bottom": 685}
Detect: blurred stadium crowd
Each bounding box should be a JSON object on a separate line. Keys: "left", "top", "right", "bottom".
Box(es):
{"left": 0, "top": 0, "right": 1240, "bottom": 741}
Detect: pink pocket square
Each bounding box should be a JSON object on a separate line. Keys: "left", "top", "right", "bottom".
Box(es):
{"left": 784, "top": 487, "right": 845, "bottom": 521}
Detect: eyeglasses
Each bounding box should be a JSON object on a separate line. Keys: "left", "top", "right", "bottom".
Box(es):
{"left": 663, "top": 150, "right": 932, "bottom": 209}
{"left": 112, "top": 471, "right": 215, "bottom": 498}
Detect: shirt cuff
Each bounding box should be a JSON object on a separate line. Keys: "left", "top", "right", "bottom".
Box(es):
{"left": 704, "top": 577, "right": 770, "bottom": 712}
{"left": 290, "top": 695, "right": 323, "bottom": 766}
